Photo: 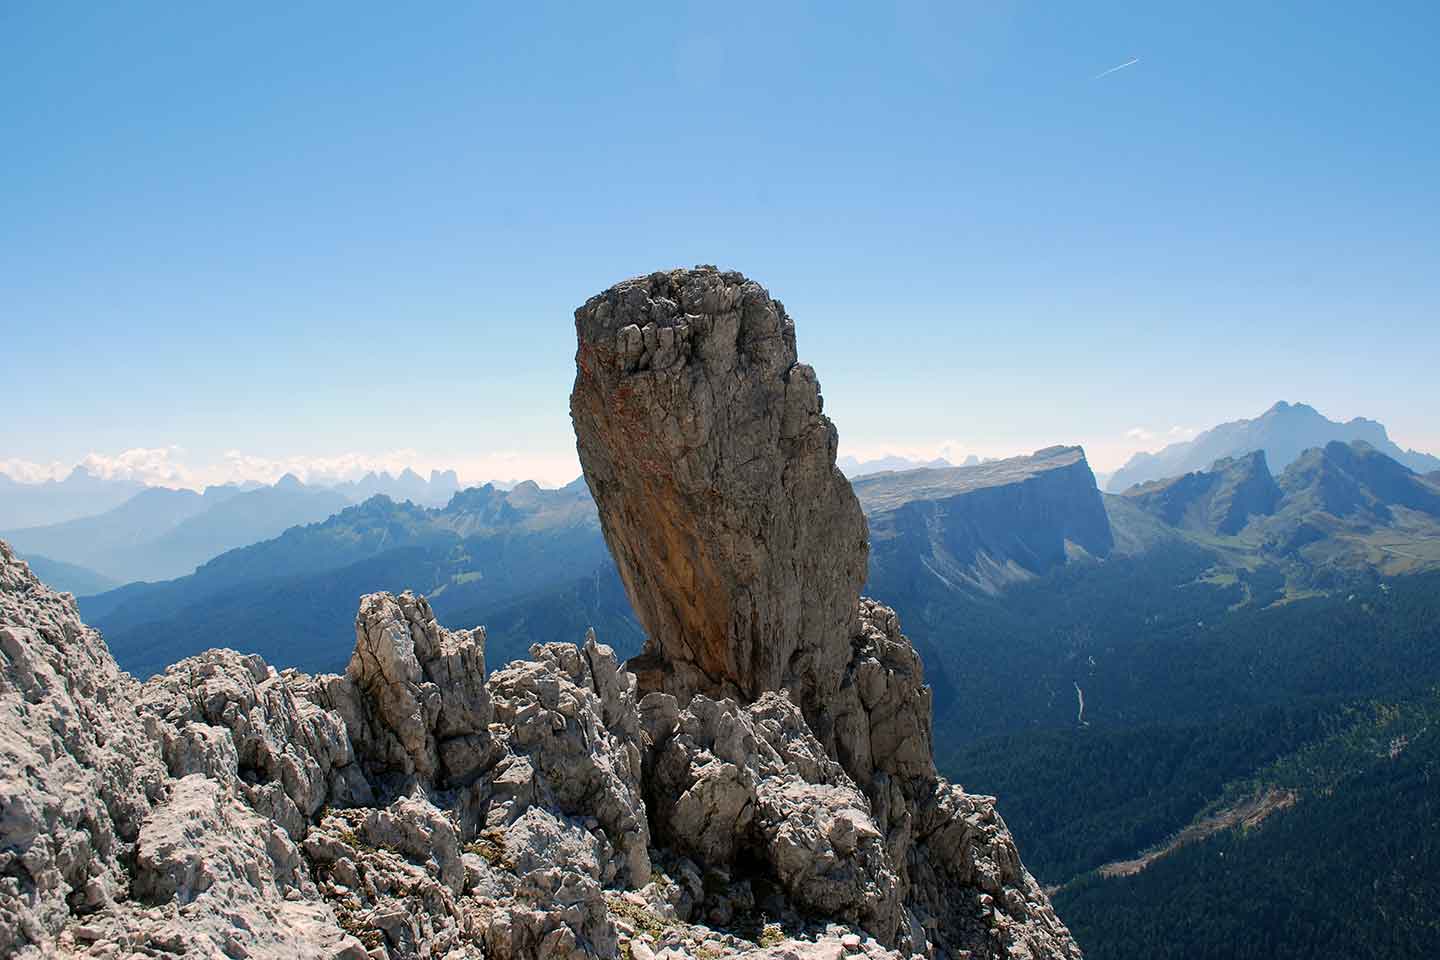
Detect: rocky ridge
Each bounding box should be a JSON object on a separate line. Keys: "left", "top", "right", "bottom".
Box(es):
{"left": 1120, "top": 450, "right": 1281, "bottom": 537}
{"left": 1107, "top": 400, "right": 1440, "bottom": 493}
{"left": 1, "top": 266, "right": 1077, "bottom": 959}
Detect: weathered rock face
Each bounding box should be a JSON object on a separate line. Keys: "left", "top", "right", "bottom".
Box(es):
{"left": 1, "top": 543, "right": 937, "bottom": 959}
{"left": 0, "top": 540, "right": 166, "bottom": 956}
{"left": 570, "top": 267, "right": 869, "bottom": 729}
{"left": 572, "top": 268, "right": 1080, "bottom": 959}
{"left": 335, "top": 590, "right": 496, "bottom": 787}
{"left": 0, "top": 266, "right": 1078, "bottom": 960}
{"left": 0, "top": 540, "right": 358, "bottom": 960}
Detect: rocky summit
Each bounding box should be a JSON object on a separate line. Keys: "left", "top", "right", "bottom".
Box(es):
{"left": 0, "top": 266, "right": 1078, "bottom": 960}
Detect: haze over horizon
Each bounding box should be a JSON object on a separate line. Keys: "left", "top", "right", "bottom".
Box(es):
{"left": 6, "top": 3, "right": 1438, "bottom": 486}
{"left": 2, "top": 395, "right": 1434, "bottom": 493}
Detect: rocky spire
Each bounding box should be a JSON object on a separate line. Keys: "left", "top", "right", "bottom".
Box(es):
{"left": 0, "top": 266, "right": 1078, "bottom": 960}
{"left": 570, "top": 267, "right": 868, "bottom": 733}
{"left": 573, "top": 268, "right": 1080, "bottom": 958}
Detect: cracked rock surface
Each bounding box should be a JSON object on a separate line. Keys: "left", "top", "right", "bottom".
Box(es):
{"left": 0, "top": 543, "right": 944, "bottom": 959}
{"left": 570, "top": 267, "right": 869, "bottom": 736}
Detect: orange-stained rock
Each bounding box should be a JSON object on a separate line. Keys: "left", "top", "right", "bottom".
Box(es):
{"left": 570, "top": 266, "right": 868, "bottom": 738}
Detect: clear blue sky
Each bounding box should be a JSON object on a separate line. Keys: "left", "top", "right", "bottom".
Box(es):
{"left": 4, "top": 2, "right": 1438, "bottom": 486}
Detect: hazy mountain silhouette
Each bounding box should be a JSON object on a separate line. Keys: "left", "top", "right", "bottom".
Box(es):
{"left": 0, "top": 466, "right": 146, "bottom": 528}
{"left": 837, "top": 453, "right": 961, "bottom": 477}
{"left": 2, "top": 478, "right": 347, "bottom": 582}
{"left": 1108, "top": 402, "right": 1440, "bottom": 493}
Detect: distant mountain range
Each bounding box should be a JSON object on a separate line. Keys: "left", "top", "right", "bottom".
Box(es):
{"left": 79, "top": 479, "right": 612, "bottom": 677}
{"left": 1108, "top": 401, "right": 1440, "bottom": 492}
{"left": 0, "top": 466, "right": 146, "bottom": 529}
{"left": 837, "top": 453, "right": 974, "bottom": 477}
{"left": 20, "top": 411, "right": 1440, "bottom": 960}
{"left": 1120, "top": 441, "right": 1440, "bottom": 587}
{"left": 856, "top": 445, "right": 1112, "bottom": 595}
{"left": 1, "top": 476, "right": 350, "bottom": 584}
{"left": 325, "top": 467, "right": 463, "bottom": 505}
{"left": 0, "top": 467, "right": 482, "bottom": 585}
{"left": 20, "top": 554, "right": 122, "bottom": 596}
{"left": 78, "top": 451, "right": 1117, "bottom": 680}
{"left": 844, "top": 440, "right": 1440, "bottom": 958}
{"left": 72, "top": 430, "right": 1440, "bottom": 680}
{"left": 0, "top": 464, "right": 474, "bottom": 532}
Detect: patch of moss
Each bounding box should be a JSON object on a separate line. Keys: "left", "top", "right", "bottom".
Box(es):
{"left": 463, "top": 829, "right": 512, "bottom": 869}
{"left": 757, "top": 922, "right": 786, "bottom": 948}
{"left": 604, "top": 891, "right": 677, "bottom": 941}
{"left": 335, "top": 904, "right": 386, "bottom": 950}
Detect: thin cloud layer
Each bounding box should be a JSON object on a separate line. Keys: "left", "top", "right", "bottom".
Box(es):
{"left": 1093, "top": 57, "right": 1140, "bottom": 79}
{"left": 1125, "top": 425, "right": 1198, "bottom": 444}
{"left": 0, "top": 447, "right": 582, "bottom": 491}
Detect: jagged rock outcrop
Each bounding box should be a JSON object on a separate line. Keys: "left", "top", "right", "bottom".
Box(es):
{"left": 1, "top": 265, "right": 1078, "bottom": 960}
{"left": 2, "top": 543, "right": 937, "bottom": 959}
{"left": 644, "top": 689, "right": 902, "bottom": 941}
{"left": 0, "top": 540, "right": 166, "bottom": 956}
{"left": 0, "top": 540, "right": 358, "bottom": 959}
{"left": 570, "top": 267, "right": 868, "bottom": 732}
{"left": 331, "top": 590, "right": 495, "bottom": 787}
{"left": 571, "top": 267, "right": 1079, "bottom": 959}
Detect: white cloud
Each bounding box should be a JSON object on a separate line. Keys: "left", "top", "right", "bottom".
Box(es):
{"left": 0, "top": 447, "right": 582, "bottom": 491}
{"left": 0, "top": 457, "right": 70, "bottom": 484}
{"left": 1124, "top": 424, "right": 1196, "bottom": 446}
{"left": 1, "top": 447, "right": 191, "bottom": 486}
{"left": 839, "top": 438, "right": 1044, "bottom": 466}
{"left": 1093, "top": 57, "right": 1140, "bottom": 80}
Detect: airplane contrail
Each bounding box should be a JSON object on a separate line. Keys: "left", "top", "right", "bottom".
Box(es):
{"left": 1094, "top": 57, "right": 1140, "bottom": 80}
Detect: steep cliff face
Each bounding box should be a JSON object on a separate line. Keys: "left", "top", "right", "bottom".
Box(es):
{"left": 856, "top": 446, "right": 1112, "bottom": 596}
{"left": 570, "top": 268, "right": 867, "bottom": 721}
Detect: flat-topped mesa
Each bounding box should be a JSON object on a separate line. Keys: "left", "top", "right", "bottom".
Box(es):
{"left": 570, "top": 267, "right": 868, "bottom": 724}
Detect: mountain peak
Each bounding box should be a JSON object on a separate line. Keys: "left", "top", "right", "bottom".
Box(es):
{"left": 1109, "top": 403, "right": 1439, "bottom": 493}
{"left": 1124, "top": 448, "right": 1281, "bottom": 536}
{"left": 1130, "top": 439, "right": 1440, "bottom": 553}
